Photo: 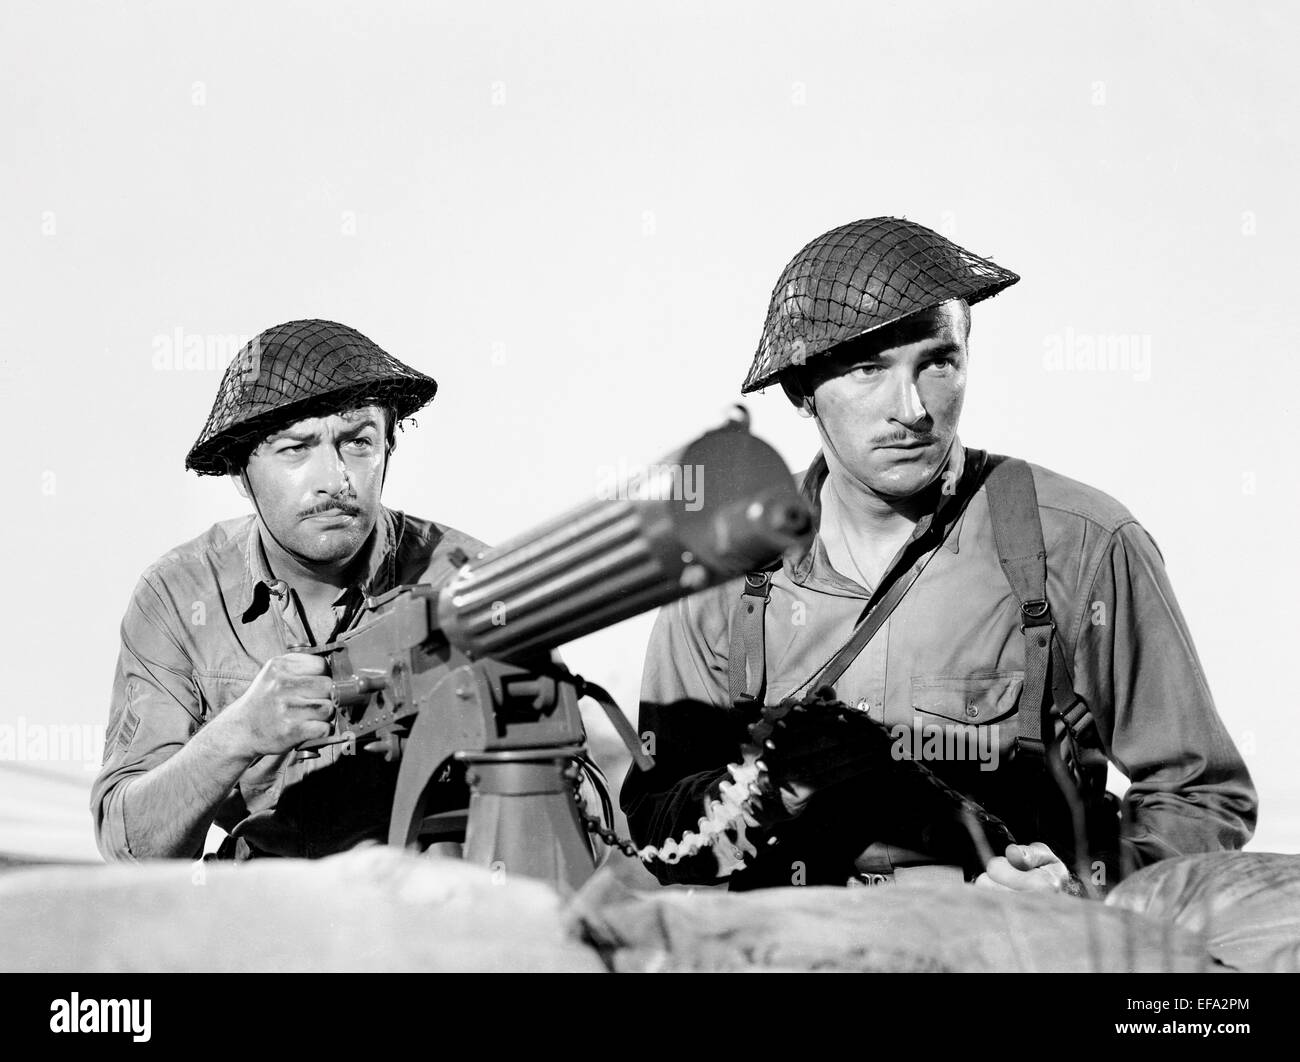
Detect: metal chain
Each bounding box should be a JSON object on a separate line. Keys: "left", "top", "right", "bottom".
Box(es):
{"left": 568, "top": 773, "right": 641, "bottom": 858}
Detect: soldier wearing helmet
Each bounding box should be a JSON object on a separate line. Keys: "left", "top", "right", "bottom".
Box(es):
{"left": 623, "top": 218, "right": 1257, "bottom": 893}
{"left": 93, "top": 320, "right": 486, "bottom": 860}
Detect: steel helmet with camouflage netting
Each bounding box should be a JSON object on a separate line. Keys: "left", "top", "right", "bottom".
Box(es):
{"left": 184, "top": 319, "right": 438, "bottom": 475}
{"left": 741, "top": 217, "right": 1019, "bottom": 395}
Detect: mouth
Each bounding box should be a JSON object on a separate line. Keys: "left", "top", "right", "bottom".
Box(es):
{"left": 305, "top": 509, "right": 358, "bottom": 525}
{"left": 877, "top": 439, "right": 932, "bottom": 451}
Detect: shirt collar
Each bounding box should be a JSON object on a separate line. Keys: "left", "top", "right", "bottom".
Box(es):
{"left": 786, "top": 436, "right": 981, "bottom": 585}
{"left": 237, "top": 508, "right": 399, "bottom": 622}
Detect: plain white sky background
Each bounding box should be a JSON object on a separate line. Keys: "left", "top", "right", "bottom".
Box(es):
{"left": 1, "top": 1, "right": 1296, "bottom": 859}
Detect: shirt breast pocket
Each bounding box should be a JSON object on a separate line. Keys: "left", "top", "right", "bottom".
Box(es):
{"left": 907, "top": 670, "right": 1024, "bottom": 762}
{"left": 194, "top": 670, "right": 257, "bottom": 722}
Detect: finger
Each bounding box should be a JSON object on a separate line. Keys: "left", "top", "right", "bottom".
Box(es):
{"left": 279, "top": 653, "right": 328, "bottom": 675}
{"left": 987, "top": 857, "right": 1066, "bottom": 892}
{"left": 1004, "top": 842, "right": 1061, "bottom": 872}
{"left": 984, "top": 856, "right": 1056, "bottom": 892}
{"left": 779, "top": 781, "right": 815, "bottom": 815}
{"left": 286, "top": 676, "right": 336, "bottom": 700}
{"left": 1023, "top": 844, "right": 1071, "bottom": 889}
{"left": 286, "top": 699, "right": 336, "bottom": 721}
{"left": 1023, "top": 841, "right": 1062, "bottom": 868}
{"left": 983, "top": 856, "right": 1023, "bottom": 889}
{"left": 973, "top": 872, "right": 1010, "bottom": 891}
{"left": 293, "top": 719, "right": 333, "bottom": 744}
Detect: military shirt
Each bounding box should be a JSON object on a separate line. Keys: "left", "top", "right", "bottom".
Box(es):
{"left": 92, "top": 507, "right": 486, "bottom": 860}
{"left": 622, "top": 440, "right": 1257, "bottom": 887}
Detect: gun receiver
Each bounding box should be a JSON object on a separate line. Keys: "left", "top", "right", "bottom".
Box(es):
{"left": 295, "top": 410, "right": 810, "bottom": 892}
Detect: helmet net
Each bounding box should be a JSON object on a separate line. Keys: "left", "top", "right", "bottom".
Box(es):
{"left": 185, "top": 319, "right": 438, "bottom": 475}
{"left": 743, "top": 218, "right": 1019, "bottom": 393}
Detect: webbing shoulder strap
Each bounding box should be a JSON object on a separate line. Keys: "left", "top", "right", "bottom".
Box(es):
{"left": 727, "top": 450, "right": 988, "bottom": 709}
{"left": 728, "top": 455, "right": 1096, "bottom": 748}
{"left": 728, "top": 572, "right": 772, "bottom": 704}
{"left": 982, "top": 456, "right": 1092, "bottom": 753}
{"left": 984, "top": 457, "right": 1115, "bottom": 890}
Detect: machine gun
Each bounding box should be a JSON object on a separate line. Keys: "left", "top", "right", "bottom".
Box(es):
{"left": 293, "top": 410, "right": 811, "bottom": 892}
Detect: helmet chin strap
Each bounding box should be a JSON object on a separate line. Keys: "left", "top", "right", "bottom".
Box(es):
{"left": 241, "top": 469, "right": 318, "bottom": 571}
{"left": 240, "top": 445, "right": 393, "bottom": 573}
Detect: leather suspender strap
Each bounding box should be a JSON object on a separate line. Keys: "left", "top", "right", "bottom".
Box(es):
{"left": 983, "top": 455, "right": 1053, "bottom": 758}
{"left": 984, "top": 456, "right": 1115, "bottom": 889}
{"left": 982, "top": 455, "right": 1097, "bottom": 758}
{"left": 728, "top": 571, "right": 773, "bottom": 704}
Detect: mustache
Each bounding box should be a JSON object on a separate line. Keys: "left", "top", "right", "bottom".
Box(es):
{"left": 300, "top": 497, "right": 362, "bottom": 519}
{"left": 874, "top": 431, "right": 935, "bottom": 446}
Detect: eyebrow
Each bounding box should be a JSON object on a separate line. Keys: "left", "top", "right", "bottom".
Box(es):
{"left": 923, "top": 340, "right": 962, "bottom": 356}
{"left": 847, "top": 339, "right": 961, "bottom": 363}
{"left": 267, "top": 418, "right": 380, "bottom": 446}
{"left": 267, "top": 428, "right": 317, "bottom": 445}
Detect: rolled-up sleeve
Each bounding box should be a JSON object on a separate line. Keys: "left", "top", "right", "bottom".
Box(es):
{"left": 91, "top": 575, "right": 202, "bottom": 861}
{"left": 1073, "top": 521, "right": 1257, "bottom": 869}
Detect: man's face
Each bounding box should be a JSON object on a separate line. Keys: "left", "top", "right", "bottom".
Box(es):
{"left": 799, "top": 300, "right": 969, "bottom": 499}
{"left": 236, "top": 405, "right": 388, "bottom": 566}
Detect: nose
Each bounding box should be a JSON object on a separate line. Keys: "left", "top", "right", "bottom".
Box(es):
{"left": 310, "top": 446, "right": 352, "bottom": 497}
{"left": 888, "top": 369, "right": 928, "bottom": 428}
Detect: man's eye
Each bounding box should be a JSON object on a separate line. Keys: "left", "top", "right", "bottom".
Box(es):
{"left": 851, "top": 364, "right": 884, "bottom": 377}
{"left": 280, "top": 444, "right": 306, "bottom": 455}
{"left": 928, "top": 358, "right": 954, "bottom": 370}
{"left": 346, "top": 437, "right": 374, "bottom": 450}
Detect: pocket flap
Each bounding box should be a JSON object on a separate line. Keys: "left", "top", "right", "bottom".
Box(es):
{"left": 909, "top": 670, "right": 1024, "bottom": 725}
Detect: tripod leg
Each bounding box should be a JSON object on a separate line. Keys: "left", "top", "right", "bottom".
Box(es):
{"left": 388, "top": 672, "right": 487, "bottom": 849}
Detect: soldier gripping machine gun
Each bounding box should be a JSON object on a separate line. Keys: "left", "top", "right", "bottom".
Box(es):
{"left": 293, "top": 411, "right": 811, "bottom": 892}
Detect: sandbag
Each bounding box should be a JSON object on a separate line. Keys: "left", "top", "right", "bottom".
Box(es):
{"left": 0, "top": 845, "right": 604, "bottom": 972}
{"left": 2, "top": 847, "right": 1255, "bottom": 973}
{"left": 1106, "top": 851, "right": 1300, "bottom": 972}
{"left": 571, "top": 870, "right": 1217, "bottom": 972}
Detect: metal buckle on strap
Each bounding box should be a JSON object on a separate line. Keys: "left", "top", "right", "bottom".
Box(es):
{"left": 743, "top": 572, "right": 773, "bottom": 599}
{"left": 1062, "top": 699, "right": 1092, "bottom": 732}
{"left": 1015, "top": 735, "right": 1047, "bottom": 759}
{"left": 848, "top": 872, "right": 896, "bottom": 887}
{"left": 1020, "top": 599, "right": 1051, "bottom": 627}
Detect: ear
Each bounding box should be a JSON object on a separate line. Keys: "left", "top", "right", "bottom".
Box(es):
{"left": 779, "top": 370, "right": 816, "bottom": 419}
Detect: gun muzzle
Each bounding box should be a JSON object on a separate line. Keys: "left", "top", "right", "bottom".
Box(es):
{"left": 436, "top": 415, "right": 810, "bottom": 659}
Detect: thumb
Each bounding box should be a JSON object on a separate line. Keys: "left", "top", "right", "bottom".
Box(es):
{"left": 1007, "top": 841, "right": 1060, "bottom": 870}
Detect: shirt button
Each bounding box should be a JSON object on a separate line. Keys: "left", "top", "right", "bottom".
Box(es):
{"left": 965, "top": 702, "right": 979, "bottom": 718}
{"left": 854, "top": 699, "right": 869, "bottom": 713}
{"left": 268, "top": 580, "right": 288, "bottom": 598}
